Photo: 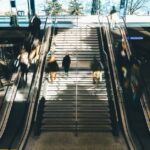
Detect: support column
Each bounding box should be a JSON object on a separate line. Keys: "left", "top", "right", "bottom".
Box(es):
{"left": 29, "top": 0, "right": 35, "bottom": 16}
{"left": 10, "top": 0, "right": 18, "bottom": 26}
{"left": 120, "top": 0, "right": 127, "bottom": 17}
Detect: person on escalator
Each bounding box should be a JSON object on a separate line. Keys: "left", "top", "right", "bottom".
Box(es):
{"left": 47, "top": 55, "right": 59, "bottom": 83}
{"left": 30, "top": 14, "right": 41, "bottom": 39}
{"left": 90, "top": 57, "right": 103, "bottom": 86}
{"left": 29, "top": 38, "right": 41, "bottom": 64}
{"left": 109, "top": 6, "right": 117, "bottom": 29}
{"left": 118, "top": 39, "right": 129, "bottom": 88}
{"left": 18, "top": 48, "right": 30, "bottom": 86}
{"left": 130, "top": 57, "right": 142, "bottom": 109}
{"left": 62, "top": 53, "right": 71, "bottom": 76}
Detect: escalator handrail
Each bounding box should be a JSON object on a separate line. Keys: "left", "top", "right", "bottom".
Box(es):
{"left": 105, "top": 16, "right": 136, "bottom": 150}
{"left": 140, "top": 71, "right": 150, "bottom": 130}
{"left": 98, "top": 15, "right": 119, "bottom": 134}
{"left": 0, "top": 82, "right": 11, "bottom": 111}
{"left": 0, "top": 67, "right": 21, "bottom": 138}
{"left": 121, "top": 17, "right": 132, "bottom": 57}
{"left": 33, "top": 17, "right": 57, "bottom": 127}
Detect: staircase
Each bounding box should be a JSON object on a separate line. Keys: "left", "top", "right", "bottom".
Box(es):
{"left": 39, "top": 27, "right": 112, "bottom": 132}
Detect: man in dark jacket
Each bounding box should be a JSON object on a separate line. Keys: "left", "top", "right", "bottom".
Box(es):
{"left": 91, "top": 57, "right": 103, "bottom": 85}
{"left": 30, "top": 15, "right": 41, "bottom": 38}
{"left": 62, "top": 54, "right": 71, "bottom": 76}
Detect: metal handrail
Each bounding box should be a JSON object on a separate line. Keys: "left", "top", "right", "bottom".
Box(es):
{"left": 121, "top": 17, "right": 132, "bottom": 56}
{"left": 33, "top": 16, "right": 56, "bottom": 131}
{"left": 105, "top": 16, "right": 136, "bottom": 149}
{"left": 98, "top": 15, "right": 119, "bottom": 135}
{"left": 119, "top": 25, "right": 131, "bottom": 60}
{"left": 75, "top": 26, "right": 78, "bottom": 136}
{"left": 0, "top": 67, "right": 21, "bottom": 138}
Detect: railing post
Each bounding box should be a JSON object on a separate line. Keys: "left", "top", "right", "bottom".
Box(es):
{"left": 75, "top": 28, "right": 78, "bottom": 136}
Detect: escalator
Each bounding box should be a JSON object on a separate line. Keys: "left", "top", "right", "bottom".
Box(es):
{"left": 0, "top": 24, "right": 48, "bottom": 149}
{"left": 0, "top": 28, "right": 28, "bottom": 106}
{"left": 34, "top": 26, "right": 118, "bottom": 135}
{"left": 105, "top": 16, "right": 150, "bottom": 149}
{"left": 0, "top": 71, "right": 34, "bottom": 149}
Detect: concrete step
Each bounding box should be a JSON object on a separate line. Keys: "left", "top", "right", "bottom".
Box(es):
{"left": 47, "top": 54, "right": 100, "bottom": 58}
{"left": 46, "top": 57, "right": 101, "bottom": 61}
{"left": 41, "top": 125, "right": 112, "bottom": 132}
{"left": 56, "top": 42, "right": 99, "bottom": 47}
{"left": 57, "top": 29, "right": 97, "bottom": 32}
{"left": 41, "top": 120, "right": 111, "bottom": 125}
{"left": 54, "top": 48, "right": 100, "bottom": 51}
{"left": 44, "top": 98, "right": 109, "bottom": 102}
{"left": 43, "top": 95, "right": 108, "bottom": 101}
{"left": 55, "top": 41, "right": 99, "bottom": 44}
{"left": 55, "top": 38, "right": 99, "bottom": 41}
{"left": 43, "top": 107, "right": 110, "bottom": 112}
{"left": 42, "top": 112, "right": 110, "bottom": 118}
{"left": 55, "top": 45, "right": 99, "bottom": 48}
{"left": 57, "top": 27, "right": 97, "bottom": 30}
{"left": 54, "top": 51, "right": 100, "bottom": 55}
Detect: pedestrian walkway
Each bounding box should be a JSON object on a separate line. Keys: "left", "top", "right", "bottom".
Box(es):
{"left": 25, "top": 132, "right": 128, "bottom": 150}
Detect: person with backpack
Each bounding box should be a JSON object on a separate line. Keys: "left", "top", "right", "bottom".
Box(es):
{"left": 47, "top": 55, "right": 59, "bottom": 83}
{"left": 90, "top": 57, "right": 103, "bottom": 85}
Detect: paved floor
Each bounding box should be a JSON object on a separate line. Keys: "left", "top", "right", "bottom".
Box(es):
{"left": 25, "top": 131, "right": 128, "bottom": 150}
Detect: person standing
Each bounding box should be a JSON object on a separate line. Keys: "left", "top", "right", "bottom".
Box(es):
{"left": 47, "top": 55, "right": 59, "bottom": 83}
{"left": 30, "top": 14, "right": 41, "bottom": 38}
{"left": 18, "top": 48, "right": 30, "bottom": 85}
{"left": 90, "top": 57, "right": 103, "bottom": 85}
{"left": 109, "top": 6, "right": 117, "bottom": 28}
{"left": 62, "top": 54, "right": 71, "bottom": 76}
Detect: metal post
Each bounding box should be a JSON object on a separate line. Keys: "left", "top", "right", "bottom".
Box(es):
{"left": 75, "top": 28, "right": 78, "bottom": 136}
{"left": 124, "top": 0, "right": 128, "bottom": 22}
{"left": 30, "top": 0, "right": 35, "bottom": 16}
{"left": 27, "top": 0, "right": 31, "bottom": 21}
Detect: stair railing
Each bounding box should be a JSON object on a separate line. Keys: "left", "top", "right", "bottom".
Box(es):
{"left": 98, "top": 15, "right": 119, "bottom": 136}
{"left": 34, "top": 16, "right": 56, "bottom": 132}
{"left": 75, "top": 27, "right": 78, "bottom": 136}
{"left": 105, "top": 16, "right": 136, "bottom": 149}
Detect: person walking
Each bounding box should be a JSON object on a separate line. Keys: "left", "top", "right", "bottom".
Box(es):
{"left": 62, "top": 54, "right": 71, "bottom": 76}
{"left": 47, "top": 55, "right": 59, "bottom": 83}
{"left": 91, "top": 57, "right": 103, "bottom": 86}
